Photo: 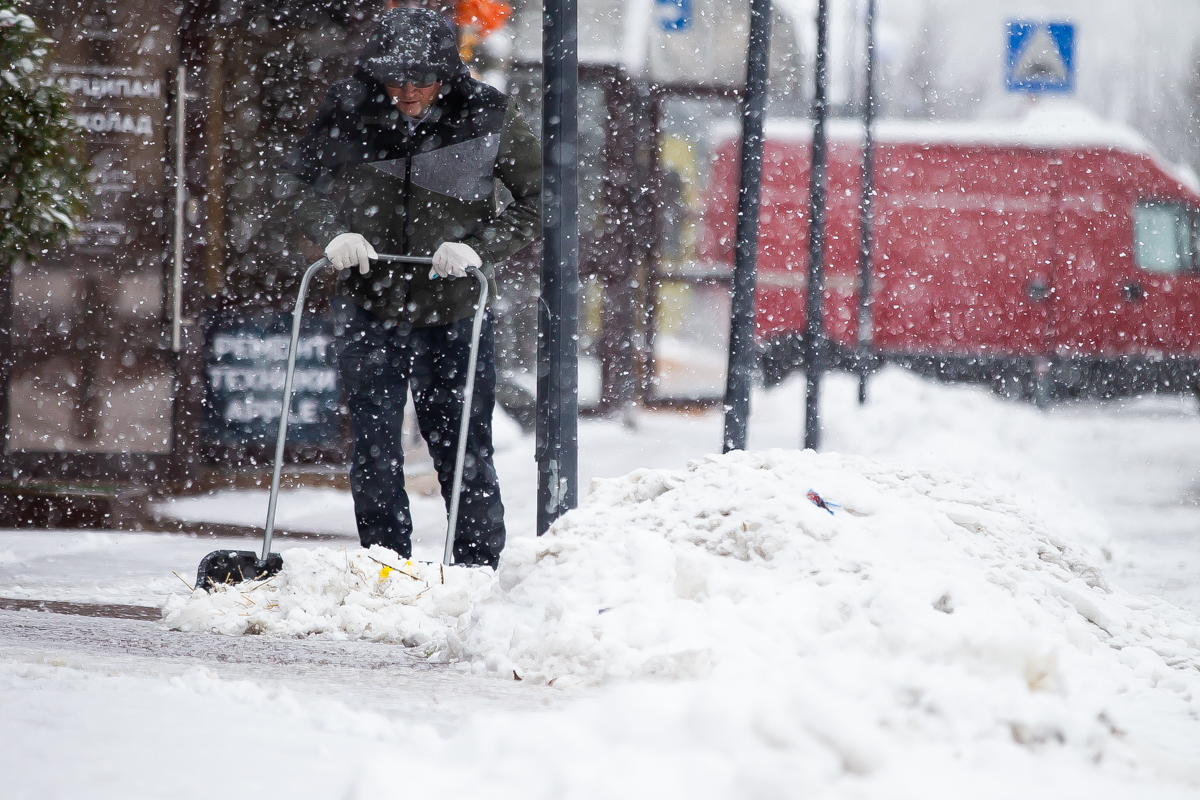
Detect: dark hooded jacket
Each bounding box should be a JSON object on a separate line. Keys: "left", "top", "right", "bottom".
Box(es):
{"left": 278, "top": 8, "right": 541, "bottom": 327}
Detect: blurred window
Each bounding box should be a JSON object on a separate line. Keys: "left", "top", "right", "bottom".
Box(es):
{"left": 503, "top": 67, "right": 612, "bottom": 409}
{"left": 647, "top": 94, "right": 737, "bottom": 403}
{"left": 1134, "top": 202, "right": 1192, "bottom": 274}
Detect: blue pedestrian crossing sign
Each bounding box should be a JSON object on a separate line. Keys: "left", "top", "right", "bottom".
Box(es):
{"left": 655, "top": 0, "right": 692, "bottom": 32}
{"left": 1006, "top": 21, "right": 1075, "bottom": 93}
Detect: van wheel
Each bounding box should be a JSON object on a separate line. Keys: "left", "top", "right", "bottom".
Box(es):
{"left": 989, "top": 371, "right": 1024, "bottom": 400}
{"left": 1033, "top": 373, "right": 1053, "bottom": 408}
{"left": 759, "top": 335, "right": 805, "bottom": 388}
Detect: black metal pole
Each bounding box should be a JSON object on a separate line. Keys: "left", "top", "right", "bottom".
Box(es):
{"left": 803, "top": 0, "right": 830, "bottom": 451}
{"left": 536, "top": 0, "right": 580, "bottom": 534}
{"left": 856, "top": 0, "right": 877, "bottom": 405}
{"left": 722, "top": 0, "right": 773, "bottom": 453}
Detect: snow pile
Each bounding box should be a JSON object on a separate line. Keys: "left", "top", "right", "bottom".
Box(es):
{"left": 167, "top": 448, "right": 1200, "bottom": 791}
{"left": 465, "top": 450, "right": 1197, "bottom": 688}
{"left": 163, "top": 549, "right": 493, "bottom": 657}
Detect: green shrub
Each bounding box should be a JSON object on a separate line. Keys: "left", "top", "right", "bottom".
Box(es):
{"left": 0, "top": 5, "right": 88, "bottom": 264}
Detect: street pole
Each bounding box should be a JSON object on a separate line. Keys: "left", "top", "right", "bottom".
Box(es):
{"left": 536, "top": 0, "right": 580, "bottom": 534}
{"left": 856, "top": 0, "right": 877, "bottom": 405}
{"left": 722, "top": 0, "right": 773, "bottom": 453}
{"left": 803, "top": 0, "right": 830, "bottom": 450}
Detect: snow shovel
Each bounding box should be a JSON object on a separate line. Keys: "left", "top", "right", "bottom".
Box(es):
{"left": 195, "top": 254, "right": 490, "bottom": 591}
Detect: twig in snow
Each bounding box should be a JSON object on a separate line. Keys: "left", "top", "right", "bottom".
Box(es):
{"left": 172, "top": 571, "right": 196, "bottom": 592}
{"left": 244, "top": 574, "right": 278, "bottom": 593}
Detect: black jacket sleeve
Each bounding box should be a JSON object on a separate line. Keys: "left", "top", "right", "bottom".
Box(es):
{"left": 274, "top": 81, "right": 366, "bottom": 248}
{"left": 460, "top": 102, "right": 542, "bottom": 267}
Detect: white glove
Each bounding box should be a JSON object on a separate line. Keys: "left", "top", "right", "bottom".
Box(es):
{"left": 430, "top": 241, "right": 482, "bottom": 279}
{"left": 325, "top": 232, "right": 377, "bottom": 275}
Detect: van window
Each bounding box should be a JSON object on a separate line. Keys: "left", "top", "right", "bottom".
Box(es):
{"left": 1135, "top": 202, "right": 1193, "bottom": 273}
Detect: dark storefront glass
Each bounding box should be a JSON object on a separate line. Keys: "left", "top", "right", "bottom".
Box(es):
{"left": 9, "top": 0, "right": 178, "bottom": 458}
{"left": 197, "top": 1, "right": 373, "bottom": 459}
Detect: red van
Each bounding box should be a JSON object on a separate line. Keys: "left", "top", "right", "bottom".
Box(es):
{"left": 702, "top": 106, "right": 1200, "bottom": 398}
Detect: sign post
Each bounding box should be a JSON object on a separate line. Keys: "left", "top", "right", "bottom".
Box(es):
{"left": 536, "top": 0, "right": 580, "bottom": 534}
{"left": 721, "top": 0, "right": 773, "bottom": 453}
{"left": 654, "top": 0, "right": 693, "bottom": 31}
{"left": 803, "top": 0, "right": 831, "bottom": 451}
{"left": 855, "top": 0, "right": 878, "bottom": 405}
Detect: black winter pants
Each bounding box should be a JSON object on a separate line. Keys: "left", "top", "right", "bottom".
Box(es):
{"left": 335, "top": 300, "right": 505, "bottom": 568}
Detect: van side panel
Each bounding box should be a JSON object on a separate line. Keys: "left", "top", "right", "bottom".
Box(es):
{"left": 1050, "top": 150, "right": 1139, "bottom": 358}
{"left": 701, "top": 129, "right": 1200, "bottom": 390}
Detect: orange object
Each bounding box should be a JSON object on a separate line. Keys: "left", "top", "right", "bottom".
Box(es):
{"left": 455, "top": 0, "right": 511, "bottom": 38}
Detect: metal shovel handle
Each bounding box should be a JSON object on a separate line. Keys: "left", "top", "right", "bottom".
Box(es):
{"left": 261, "top": 254, "right": 487, "bottom": 570}
{"left": 445, "top": 265, "right": 489, "bottom": 566}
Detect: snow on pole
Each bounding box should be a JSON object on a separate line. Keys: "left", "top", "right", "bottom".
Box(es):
{"left": 721, "top": 0, "right": 773, "bottom": 454}
{"left": 803, "top": 0, "right": 831, "bottom": 451}
{"left": 537, "top": 0, "right": 581, "bottom": 534}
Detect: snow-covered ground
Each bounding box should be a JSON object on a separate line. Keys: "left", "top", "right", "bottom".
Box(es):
{"left": 3, "top": 368, "right": 1200, "bottom": 798}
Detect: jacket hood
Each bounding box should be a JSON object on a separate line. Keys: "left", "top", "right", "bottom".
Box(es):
{"left": 357, "top": 8, "right": 469, "bottom": 88}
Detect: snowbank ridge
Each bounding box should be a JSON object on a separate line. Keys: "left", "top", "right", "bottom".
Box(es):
{"left": 166, "top": 449, "right": 1200, "bottom": 783}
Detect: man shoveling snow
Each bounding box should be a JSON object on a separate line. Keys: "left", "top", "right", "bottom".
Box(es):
{"left": 276, "top": 8, "right": 541, "bottom": 568}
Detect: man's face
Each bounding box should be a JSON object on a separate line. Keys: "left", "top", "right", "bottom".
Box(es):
{"left": 386, "top": 81, "right": 442, "bottom": 118}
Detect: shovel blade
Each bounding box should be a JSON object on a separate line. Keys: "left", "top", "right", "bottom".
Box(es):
{"left": 196, "top": 550, "right": 283, "bottom": 592}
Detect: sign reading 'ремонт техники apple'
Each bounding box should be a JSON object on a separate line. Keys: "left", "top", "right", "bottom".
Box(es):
{"left": 203, "top": 311, "right": 343, "bottom": 449}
